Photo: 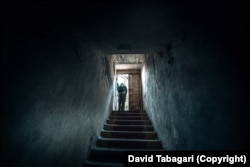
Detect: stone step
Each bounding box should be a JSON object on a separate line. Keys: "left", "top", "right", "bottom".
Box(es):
{"left": 106, "top": 119, "right": 151, "bottom": 125}
{"left": 109, "top": 116, "right": 149, "bottom": 120}
{"left": 88, "top": 147, "right": 123, "bottom": 163}
{"left": 84, "top": 160, "right": 123, "bottom": 167}
{"left": 110, "top": 112, "right": 147, "bottom": 117}
{"left": 96, "top": 137, "right": 162, "bottom": 149}
{"left": 100, "top": 130, "right": 157, "bottom": 139}
{"left": 111, "top": 110, "right": 145, "bottom": 113}
{"left": 103, "top": 124, "right": 154, "bottom": 131}
{"left": 84, "top": 110, "right": 162, "bottom": 166}
{"left": 88, "top": 146, "right": 164, "bottom": 163}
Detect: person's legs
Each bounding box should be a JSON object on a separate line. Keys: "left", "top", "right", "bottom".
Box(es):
{"left": 123, "top": 95, "right": 126, "bottom": 111}
{"left": 121, "top": 94, "right": 125, "bottom": 111}
{"left": 118, "top": 94, "right": 121, "bottom": 111}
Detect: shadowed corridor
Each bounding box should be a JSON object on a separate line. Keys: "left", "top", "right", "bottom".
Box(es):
{"left": 1, "top": 1, "right": 250, "bottom": 167}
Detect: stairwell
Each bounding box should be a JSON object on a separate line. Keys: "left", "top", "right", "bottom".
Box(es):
{"left": 84, "top": 111, "right": 163, "bottom": 167}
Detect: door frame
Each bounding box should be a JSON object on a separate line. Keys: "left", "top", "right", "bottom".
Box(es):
{"left": 116, "top": 69, "right": 142, "bottom": 111}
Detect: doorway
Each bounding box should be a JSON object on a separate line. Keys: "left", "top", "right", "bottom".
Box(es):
{"left": 129, "top": 72, "right": 142, "bottom": 111}
{"left": 113, "top": 74, "right": 129, "bottom": 111}
{"left": 113, "top": 69, "right": 142, "bottom": 112}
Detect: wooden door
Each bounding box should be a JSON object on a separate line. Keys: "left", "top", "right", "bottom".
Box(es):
{"left": 129, "top": 73, "right": 142, "bottom": 111}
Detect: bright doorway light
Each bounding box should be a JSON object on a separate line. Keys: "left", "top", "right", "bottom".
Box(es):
{"left": 113, "top": 74, "right": 129, "bottom": 111}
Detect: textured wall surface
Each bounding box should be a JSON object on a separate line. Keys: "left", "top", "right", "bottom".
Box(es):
{"left": 1, "top": 1, "right": 249, "bottom": 167}
{"left": 141, "top": 5, "right": 249, "bottom": 150}
{"left": 1, "top": 33, "right": 114, "bottom": 166}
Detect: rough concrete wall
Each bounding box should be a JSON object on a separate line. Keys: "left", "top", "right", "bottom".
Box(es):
{"left": 1, "top": 3, "right": 249, "bottom": 167}
{"left": 1, "top": 33, "right": 113, "bottom": 167}
{"left": 142, "top": 8, "right": 250, "bottom": 150}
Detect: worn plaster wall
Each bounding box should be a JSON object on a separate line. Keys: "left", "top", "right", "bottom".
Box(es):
{"left": 1, "top": 1, "right": 249, "bottom": 167}
{"left": 142, "top": 2, "right": 250, "bottom": 150}
{"left": 1, "top": 32, "right": 114, "bottom": 166}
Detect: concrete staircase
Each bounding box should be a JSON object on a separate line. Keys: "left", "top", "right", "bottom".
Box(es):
{"left": 83, "top": 111, "right": 163, "bottom": 167}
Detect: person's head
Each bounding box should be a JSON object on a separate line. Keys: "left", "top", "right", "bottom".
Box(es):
{"left": 121, "top": 83, "right": 124, "bottom": 86}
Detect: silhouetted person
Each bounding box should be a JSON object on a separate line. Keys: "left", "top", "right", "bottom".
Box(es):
{"left": 117, "top": 83, "right": 127, "bottom": 111}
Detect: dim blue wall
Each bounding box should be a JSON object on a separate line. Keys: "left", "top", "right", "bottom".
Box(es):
{"left": 1, "top": 1, "right": 249, "bottom": 167}
{"left": 1, "top": 32, "right": 114, "bottom": 166}
{"left": 141, "top": 2, "right": 249, "bottom": 150}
